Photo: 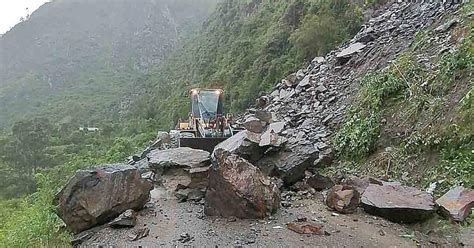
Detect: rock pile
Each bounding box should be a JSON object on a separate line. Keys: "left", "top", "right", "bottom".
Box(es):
{"left": 247, "top": 1, "right": 462, "bottom": 181}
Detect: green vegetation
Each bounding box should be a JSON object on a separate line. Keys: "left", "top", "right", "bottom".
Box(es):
{"left": 129, "top": 0, "right": 382, "bottom": 129}
{"left": 333, "top": 9, "right": 473, "bottom": 194}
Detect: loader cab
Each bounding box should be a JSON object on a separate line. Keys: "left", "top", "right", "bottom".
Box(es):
{"left": 190, "top": 89, "right": 224, "bottom": 121}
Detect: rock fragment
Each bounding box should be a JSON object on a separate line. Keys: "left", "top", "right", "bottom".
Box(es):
{"left": 361, "top": 184, "right": 435, "bottom": 223}
{"left": 436, "top": 186, "right": 474, "bottom": 222}
{"left": 307, "top": 174, "right": 334, "bottom": 191}
{"left": 287, "top": 222, "right": 325, "bottom": 235}
{"left": 213, "top": 130, "right": 264, "bottom": 163}
{"left": 129, "top": 228, "right": 150, "bottom": 241}
{"left": 109, "top": 209, "right": 137, "bottom": 228}
{"left": 326, "top": 185, "right": 360, "bottom": 214}
{"left": 243, "top": 116, "right": 267, "bottom": 133}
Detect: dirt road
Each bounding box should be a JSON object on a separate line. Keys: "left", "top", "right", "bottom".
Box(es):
{"left": 80, "top": 186, "right": 461, "bottom": 247}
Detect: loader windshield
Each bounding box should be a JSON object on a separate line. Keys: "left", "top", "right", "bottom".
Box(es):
{"left": 192, "top": 90, "right": 219, "bottom": 120}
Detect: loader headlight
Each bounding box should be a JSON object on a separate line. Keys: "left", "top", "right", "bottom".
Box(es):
{"left": 191, "top": 89, "right": 199, "bottom": 95}
{"left": 215, "top": 89, "right": 222, "bottom": 95}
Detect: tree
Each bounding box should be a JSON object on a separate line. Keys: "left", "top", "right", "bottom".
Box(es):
{"left": 7, "top": 118, "right": 54, "bottom": 176}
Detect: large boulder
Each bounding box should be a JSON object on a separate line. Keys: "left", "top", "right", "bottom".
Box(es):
{"left": 148, "top": 147, "right": 211, "bottom": 201}
{"left": 361, "top": 184, "right": 435, "bottom": 223}
{"left": 205, "top": 150, "right": 280, "bottom": 218}
{"left": 55, "top": 164, "right": 153, "bottom": 234}
{"left": 148, "top": 147, "right": 210, "bottom": 174}
{"left": 436, "top": 186, "right": 474, "bottom": 222}
{"left": 212, "top": 130, "right": 264, "bottom": 163}
{"left": 254, "top": 144, "right": 318, "bottom": 185}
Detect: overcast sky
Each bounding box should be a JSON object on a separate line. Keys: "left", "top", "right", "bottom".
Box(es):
{"left": 0, "top": 0, "right": 50, "bottom": 34}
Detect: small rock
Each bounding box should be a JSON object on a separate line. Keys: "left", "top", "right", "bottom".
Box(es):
{"left": 436, "top": 186, "right": 474, "bottom": 222}
{"left": 326, "top": 185, "right": 360, "bottom": 214}
{"left": 177, "top": 232, "right": 193, "bottom": 243}
{"left": 129, "top": 228, "right": 150, "bottom": 241}
{"left": 287, "top": 222, "right": 325, "bottom": 235}
{"left": 109, "top": 209, "right": 137, "bottom": 228}
{"left": 306, "top": 174, "right": 334, "bottom": 191}
{"left": 243, "top": 116, "right": 268, "bottom": 133}
{"left": 435, "top": 19, "right": 459, "bottom": 33}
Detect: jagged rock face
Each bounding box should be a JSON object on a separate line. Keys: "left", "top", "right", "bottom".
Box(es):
{"left": 361, "top": 184, "right": 435, "bottom": 223}
{"left": 55, "top": 164, "right": 153, "bottom": 234}
{"left": 436, "top": 186, "right": 474, "bottom": 222}
{"left": 212, "top": 130, "right": 264, "bottom": 163}
{"left": 255, "top": 143, "right": 318, "bottom": 185}
{"left": 205, "top": 150, "right": 280, "bottom": 219}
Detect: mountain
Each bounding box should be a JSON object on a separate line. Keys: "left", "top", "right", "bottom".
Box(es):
{"left": 123, "top": 0, "right": 378, "bottom": 129}
{"left": 0, "top": 0, "right": 218, "bottom": 130}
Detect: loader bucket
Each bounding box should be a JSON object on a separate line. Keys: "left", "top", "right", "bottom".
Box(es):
{"left": 179, "top": 137, "right": 228, "bottom": 153}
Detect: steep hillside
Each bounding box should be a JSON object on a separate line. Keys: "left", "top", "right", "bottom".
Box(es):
{"left": 124, "top": 0, "right": 384, "bottom": 129}
{"left": 250, "top": 1, "right": 472, "bottom": 194}
{"left": 0, "top": 0, "right": 218, "bottom": 130}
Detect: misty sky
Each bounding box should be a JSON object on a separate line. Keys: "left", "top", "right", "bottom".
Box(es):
{"left": 0, "top": 0, "right": 50, "bottom": 34}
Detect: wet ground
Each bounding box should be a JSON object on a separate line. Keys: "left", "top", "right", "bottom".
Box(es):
{"left": 80, "top": 186, "right": 463, "bottom": 247}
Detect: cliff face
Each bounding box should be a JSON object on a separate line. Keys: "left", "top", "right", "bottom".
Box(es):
{"left": 0, "top": 0, "right": 218, "bottom": 129}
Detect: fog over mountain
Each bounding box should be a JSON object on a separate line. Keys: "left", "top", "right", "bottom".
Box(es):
{"left": 0, "top": 0, "right": 217, "bottom": 129}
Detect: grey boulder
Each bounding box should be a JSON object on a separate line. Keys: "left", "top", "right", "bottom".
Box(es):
{"left": 213, "top": 130, "right": 264, "bottom": 163}
{"left": 148, "top": 147, "right": 210, "bottom": 174}
{"left": 205, "top": 150, "right": 280, "bottom": 219}
{"left": 361, "top": 184, "right": 435, "bottom": 223}
{"left": 55, "top": 164, "right": 153, "bottom": 233}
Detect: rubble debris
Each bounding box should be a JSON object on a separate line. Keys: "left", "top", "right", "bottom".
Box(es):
{"left": 435, "top": 19, "right": 459, "bottom": 33}
{"left": 243, "top": 116, "right": 268, "bottom": 133}
{"left": 129, "top": 227, "right": 150, "bottom": 241}
{"left": 307, "top": 174, "right": 334, "bottom": 191}
{"left": 361, "top": 184, "right": 435, "bottom": 223}
{"left": 109, "top": 209, "right": 137, "bottom": 228}
{"left": 326, "top": 185, "right": 360, "bottom": 214}
{"left": 55, "top": 164, "right": 153, "bottom": 233}
{"left": 177, "top": 232, "right": 193, "bottom": 243}
{"left": 255, "top": 110, "right": 274, "bottom": 123}
{"left": 336, "top": 42, "right": 366, "bottom": 63}
{"left": 436, "top": 186, "right": 474, "bottom": 222}
{"left": 205, "top": 150, "right": 280, "bottom": 219}
{"left": 287, "top": 222, "right": 325, "bottom": 235}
